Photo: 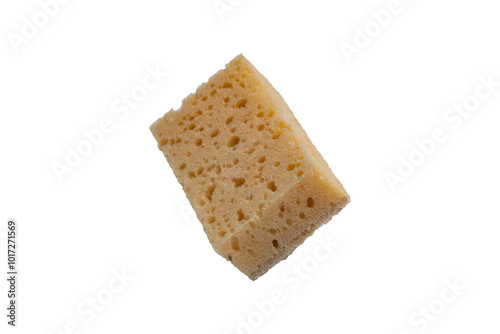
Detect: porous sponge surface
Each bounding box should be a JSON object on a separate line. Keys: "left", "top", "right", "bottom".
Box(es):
{"left": 150, "top": 54, "right": 349, "bottom": 279}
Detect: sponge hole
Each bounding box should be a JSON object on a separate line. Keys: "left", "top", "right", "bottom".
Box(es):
{"left": 236, "top": 98, "right": 247, "bottom": 108}
{"left": 267, "top": 181, "right": 277, "bottom": 192}
{"left": 232, "top": 178, "right": 246, "bottom": 188}
{"left": 227, "top": 135, "right": 240, "bottom": 147}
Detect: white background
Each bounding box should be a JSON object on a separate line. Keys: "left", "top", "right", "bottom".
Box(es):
{"left": 1, "top": 0, "right": 500, "bottom": 333}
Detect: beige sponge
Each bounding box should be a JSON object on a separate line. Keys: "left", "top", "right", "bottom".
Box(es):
{"left": 150, "top": 54, "right": 349, "bottom": 280}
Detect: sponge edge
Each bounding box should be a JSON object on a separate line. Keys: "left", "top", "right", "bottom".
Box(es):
{"left": 218, "top": 167, "right": 350, "bottom": 280}
{"left": 150, "top": 54, "right": 349, "bottom": 280}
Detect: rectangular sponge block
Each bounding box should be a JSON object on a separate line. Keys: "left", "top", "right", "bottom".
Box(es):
{"left": 150, "top": 54, "right": 349, "bottom": 280}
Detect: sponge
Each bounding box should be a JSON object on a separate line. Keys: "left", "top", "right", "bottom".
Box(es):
{"left": 150, "top": 54, "right": 349, "bottom": 280}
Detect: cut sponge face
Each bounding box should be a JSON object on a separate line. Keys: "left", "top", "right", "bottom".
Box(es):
{"left": 150, "top": 54, "right": 349, "bottom": 280}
